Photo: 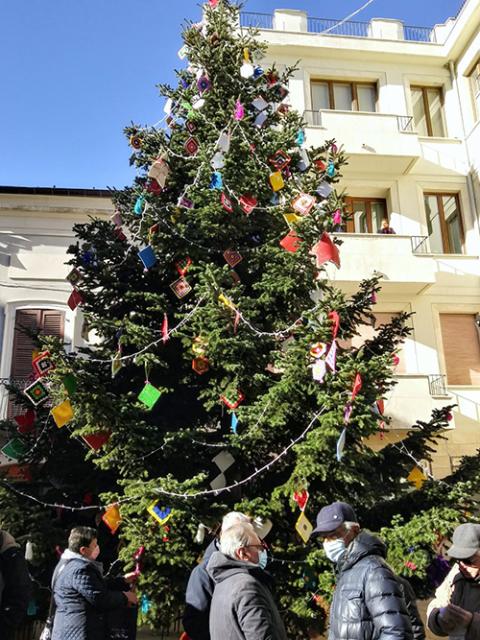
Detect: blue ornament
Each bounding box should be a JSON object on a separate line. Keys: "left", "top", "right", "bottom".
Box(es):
{"left": 81, "top": 250, "right": 94, "bottom": 266}
{"left": 327, "top": 163, "right": 335, "bottom": 178}
{"left": 231, "top": 412, "right": 238, "bottom": 434}
{"left": 138, "top": 246, "right": 157, "bottom": 269}
{"left": 140, "top": 594, "right": 151, "bottom": 614}
{"left": 210, "top": 171, "right": 223, "bottom": 190}
{"left": 270, "top": 192, "right": 279, "bottom": 205}
{"left": 134, "top": 196, "right": 145, "bottom": 215}
{"left": 181, "top": 78, "right": 190, "bottom": 89}
{"left": 253, "top": 66, "right": 264, "bottom": 79}
{"left": 296, "top": 130, "right": 305, "bottom": 146}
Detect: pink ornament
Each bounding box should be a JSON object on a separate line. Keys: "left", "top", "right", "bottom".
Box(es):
{"left": 331, "top": 143, "right": 338, "bottom": 154}
{"left": 393, "top": 354, "right": 400, "bottom": 366}
{"left": 404, "top": 560, "right": 417, "bottom": 571}
{"left": 209, "top": 0, "right": 219, "bottom": 6}
{"left": 332, "top": 209, "right": 342, "bottom": 226}
{"left": 371, "top": 292, "right": 377, "bottom": 304}
{"left": 234, "top": 100, "right": 244, "bottom": 121}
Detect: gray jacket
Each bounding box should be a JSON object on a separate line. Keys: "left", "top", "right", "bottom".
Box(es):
{"left": 207, "top": 551, "right": 288, "bottom": 640}
{"left": 328, "top": 531, "right": 413, "bottom": 640}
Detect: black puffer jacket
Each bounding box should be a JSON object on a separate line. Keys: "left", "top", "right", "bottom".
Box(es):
{"left": 328, "top": 531, "right": 413, "bottom": 640}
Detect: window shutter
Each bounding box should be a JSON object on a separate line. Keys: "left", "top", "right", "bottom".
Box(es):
{"left": 7, "top": 309, "right": 65, "bottom": 418}
{"left": 440, "top": 314, "right": 480, "bottom": 385}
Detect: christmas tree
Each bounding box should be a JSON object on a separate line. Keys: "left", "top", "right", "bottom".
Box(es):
{"left": 1, "top": 1, "right": 479, "bottom": 637}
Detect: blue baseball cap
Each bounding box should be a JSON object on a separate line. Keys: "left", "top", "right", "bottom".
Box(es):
{"left": 312, "top": 501, "right": 358, "bottom": 537}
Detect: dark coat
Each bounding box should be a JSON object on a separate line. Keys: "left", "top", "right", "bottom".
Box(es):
{"left": 397, "top": 576, "right": 425, "bottom": 640}
{"left": 51, "top": 551, "right": 127, "bottom": 640}
{"left": 328, "top": 530, "right": 413, "bottom": 640}
{"left": 0, "top": 530, "right": 33, "bottom": 640}
{"left": 207, "top": 551, "right": 288, "bottom": 640}
{"left": 183, "top": 539, "right": 218, "bottom": 640}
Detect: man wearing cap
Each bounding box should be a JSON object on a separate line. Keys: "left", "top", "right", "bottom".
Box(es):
{"left": 312, "top": 501, "right": 413, "bottom": 640}
{"left": 427, "top": 523, "right": 480, "bottom": 639}
{"left": 182, "top": 512, "right": 272, "bottom": 640}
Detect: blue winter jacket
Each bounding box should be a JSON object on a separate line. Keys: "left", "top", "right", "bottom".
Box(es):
{"left": 183, "top": 539, "right": 219, "bottom": 640}
{"left": 52, "top": 550, "right": 127, "bottom": 640}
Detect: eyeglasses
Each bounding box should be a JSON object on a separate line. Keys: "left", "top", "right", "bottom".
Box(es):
{"left": 319, "top": 526, "right": 346, "bottom": 542}
{"left": 244, "top": 542, "right": 268, "bottom": 551}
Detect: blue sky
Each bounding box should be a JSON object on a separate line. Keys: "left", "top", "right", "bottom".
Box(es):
{"left": 0, "top": 0, "right": 463, "bottom": 189}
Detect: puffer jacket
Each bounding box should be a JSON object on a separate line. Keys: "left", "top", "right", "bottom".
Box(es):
{"left": 328, "top": 530, "right": 413, "bottom": 640}
{"left": 427, "top": 563, "right": 480, "bottom": 639}
{"left": 51, "top": 550, "right": 127, "bottom": 640}
{"left": 183, "top": 539, "right": 219, "bottom": 640}
{"left": 0, "top": 530, "right": 32, "bottom": 640}
{"left": 207, "top": 551, "right": 288, "bottom": 640}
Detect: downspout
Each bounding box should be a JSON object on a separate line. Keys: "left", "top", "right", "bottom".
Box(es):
{"left": 448, "top": 59, "right": 480, "bottom": 239}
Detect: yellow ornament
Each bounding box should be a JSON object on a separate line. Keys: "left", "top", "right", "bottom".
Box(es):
{"left": 51, "top": 400, "right": 74, "bottom": 429}
{"left": 295, "top": 512, "right": 313, "bottom": 544}
{"left": 269, "top": 171, "right": 285, "bottom": 192}
{"left": 407, "top": 466, "right": 427, "bottom": 489}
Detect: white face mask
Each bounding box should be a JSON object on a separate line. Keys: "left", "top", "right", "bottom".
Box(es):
{"left": 257, "top": 549, "right": 268, "bottom": 570}
{"left": 323, "top": 538, "right": 346, "bottom": 563}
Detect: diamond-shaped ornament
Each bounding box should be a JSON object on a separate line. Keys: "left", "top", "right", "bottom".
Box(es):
{"left": 66, "top": 269, "right": 83, "bottom": 287}
{"left": 138, "top": 383, "right": 162, "bottom": 410}
{"left": 24, "top": 380, "right": 49, "bottom": 406}
{"left": 170, "top": 277, "right": 192, "bottom": 299}
{"left": 223, "top": 249, "right": 243, "bottom": 268}
{"left": 51, "top": 399, "right": 74, "bottom": 428}
{"left": 186, "top": 120, "right": 196, "bottom": 134}
{"left": 147, "top": 502, "right": 173, "bottom": 526}
{"left": 221, "top": 193, "right": 234, "bottom": 213}
{"left": 32, "top": 351, "right": 55, "bottom": 378}
{"left": 185, "top": 137, "right": 199, "bottom": 156}
{"left": 295, "top": 512, "right": 313, "bottom": 544}
{"left": 269, "top": 150, "right": 291, "bottom": 171}
{"left": 192, "top": 357, "right": 209, "bottom": 375}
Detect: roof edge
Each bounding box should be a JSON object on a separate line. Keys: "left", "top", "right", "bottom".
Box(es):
{"left": 0, "top": 186, "right": 112, "bottom": 198}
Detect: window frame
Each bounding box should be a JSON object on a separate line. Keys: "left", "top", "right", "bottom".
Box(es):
{"left": 311, "top": 80, "right": 378, "bottom": 112}
{"left": 469, "top": 59, "right": 480, "bottom": 121}
{"left": 411, "top": 85, "right": 446, "bottom": 137}
{"left": 343, "top": 196, "right": 388, "bottom": 233}
{"left": 424, "top": 192, "right": 464, "bottom": 254}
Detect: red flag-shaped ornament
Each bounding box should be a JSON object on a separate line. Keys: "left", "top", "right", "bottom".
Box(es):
{"left": 14, "top": 410, "right": 36, "bottom": 434}
{"left": 351, "top": 373, "right": 362, "bottom": 401}
{"left": 310, "top": 232, "right": 340, "bottom": 269}
{"left": 328, "top": 311, "right": 340, "bottom": 340}
{"left": 162, "top": 314, "right": 169, "bottom": 344}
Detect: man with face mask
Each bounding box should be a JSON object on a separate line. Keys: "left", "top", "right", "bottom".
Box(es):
{"left": 312, "top": 501, "right": 413, "bottom": 640}
{"left": 50, "top": 526, "right": 137, "bottom": 640}
{"left": 207, "top": 521, "right": 287, "bottom": 640}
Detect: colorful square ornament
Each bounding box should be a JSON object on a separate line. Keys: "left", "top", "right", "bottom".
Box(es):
{"left": 1, "top": 438, "right": 28, "bottom": 462}
{"left": 292, "top": 193, "right": 316, "bottom": 216}
{"left": 67, "top": 289, "right": 84, "bottom": 311}
{"left": 83, "top": 432, "right": 111, "bottom": 451}
{"left": 102, "top": 504, "right": 122, "bottom": 534}
{"left": 295, "top": 512, "right": 313, "bottom": 544}
{"left": 221, "top": 193, "right": 234, "bottom": 213}
{"left": 239, "top": 194, "right": 257, "bottom": 215}
{"left": 269, "top": 171, "right": 284, "bottom": 192}
{"left": 66, "top": 268, "right": 83, "bottom": 287}
{"left": 32, "top": 351, "right": 55, "bottom": 378}
{"left": 269, "top": 150, "right": 291, "bottom": 171}
{"left": 147, "top": 502, "right": 173, "bottom": 526}
{"left": 279, "top": 231, "right": 301, "bottom": 253}
{"left": 138, "top": 246, "right": 157, "bottom": 269}
{"left": 138, "top": 383, "right": 161, "bottom": 410}
{"left": 51, "top": 399, "right": 74, "bottom": 428}
{"left": 14, "top": 409, "right": 36, "bottom": 435}
{"left": 170, "top": 277, "right": 192, "bottom": 300}
{"left": 185, "top": 137, "right": 199, "bottom": 156}
{"left": 111, "top": 352, "right": 123, "bottom": 378}
{"left": 24, "top": 379, "right": 49, "bottom": 406}
{"left": 223, "top": 249, "right": 243, "bottom": 268}
{"left": 283, "top": 213, "right": 302, "bottom": 228}
{"left": 148, "top": 158, "right": 169, "bottom": 188}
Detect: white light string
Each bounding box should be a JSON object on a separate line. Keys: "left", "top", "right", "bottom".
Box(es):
{"left": 312, "top": 0, "right": 377, "bottom": 35}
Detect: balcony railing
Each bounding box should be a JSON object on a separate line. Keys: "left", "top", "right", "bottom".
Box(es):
{"left": 303, "top": 110, "right": 417, "bottom": 134}
{"left": 411, "top": 236, "right": 430, "bottom": 254}
{"left": 240, "top": 11, "right": 436, "bottom": 43}
{"left": 307, "top": 17, "right": 369, "bottom": 37}
{"left": 397, "top": 116, "right": 415, "bottom": 133}
{"left": 428, "top": 374, "right": 449, "bottom": 397}
{"left": 239, "top": 12, "right": 273, "bottom": 30}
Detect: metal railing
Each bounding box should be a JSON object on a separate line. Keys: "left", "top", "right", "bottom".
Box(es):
{"left": 428, "top": 374, "right": 448, "bottom": 397}
{"left": 397, "top": 115, "right": 415, "bottom": 133}
{"left": 404, "top": 25, "right": 436, "bottom": 43}
{"left": 411, "top": 236, "right": 430, "bottom": 254}
{"left": 307, "top": 17, "right": 369, "bottom": 37}
{"left": 302, "top": 110, "right": 323, "bottom": 126}
{"left": 239, "top": 12, "right": 273, "bottom": 30}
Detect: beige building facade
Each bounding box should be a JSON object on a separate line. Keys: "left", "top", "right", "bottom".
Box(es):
{"left": 243, "top": 0, "right": 480, "bottom": 477}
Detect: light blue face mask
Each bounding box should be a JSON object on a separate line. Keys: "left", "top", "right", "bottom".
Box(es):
{"left": 257, "top": 548, "right": 268, "bottom": 570}
{"left": 323, "top": 538, "right": 347, "bottom": 564}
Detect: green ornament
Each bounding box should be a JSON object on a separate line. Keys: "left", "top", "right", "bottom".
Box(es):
{"left": 63, "top": 374, "right": 77, "bottom": 396}
{"left": 138, "top": 383, "right": 161, "bottom": 410}
{"left": 2, "top": 438, "right": 28, "bottom": 461}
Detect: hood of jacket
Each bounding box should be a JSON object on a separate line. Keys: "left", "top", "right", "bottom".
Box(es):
{"left": 201, "top": 538, "right": 220, "bottom": 567}
{"left": 339, "top": 529, "right": 387, "bottom": 572}
{"left": 60, "top": 548, "right": 104, "bottom": 575}
{"left": 207, "top": 551, "right": 265, "bottom": 585}
{"left": 0, "top": 530, "right": 19, "bottom": 554}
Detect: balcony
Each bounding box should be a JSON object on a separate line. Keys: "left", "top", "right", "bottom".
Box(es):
{"left": 303, "top": 110, "right": 420, "bottom": 175}
{"left": 324, "top": 233, "right": 436, "bottom": 294}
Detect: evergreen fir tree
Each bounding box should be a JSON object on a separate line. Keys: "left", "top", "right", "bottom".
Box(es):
{"left": 1, "top": 2, "right": 478, "bottom": 637}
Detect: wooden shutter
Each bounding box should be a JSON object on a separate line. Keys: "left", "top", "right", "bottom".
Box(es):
{"left": 440, "top": 314, "right": 480, "bottom": 385}
{"left": 7, "top": 309, "right": 65, "bottom": 417}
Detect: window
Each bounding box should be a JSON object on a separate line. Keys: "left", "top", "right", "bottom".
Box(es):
{"left": 7, "top": 309, "right": 64, "bottom": 418}
{"left": 469, "top": 60, "right": 480, "bottom": 120}
{"left": 344, "top": 197, "right": 388, "bottom": 233}
{"left": 424, "top": 193, "right": 464, "bottom": 254}
{"left": 439, "top": 314, "right": 480, "bottom": 385}
{"left": 411, "top": 86, "right": 445, "bottom": 137}
{"left": 311, "top": 81, "right": 377, "bottom": 112}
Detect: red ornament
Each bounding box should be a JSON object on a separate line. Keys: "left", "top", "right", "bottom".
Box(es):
{"left": 268, "top": 150, "right": 291, "bottom": 171}
{"left": 223, "top": 249, "right": 243, "bottom": 268}
{"left": 162, "top": 313, "right": 169, "bottom": 344}
{"left": 293, "top": 489, "right": 309, "bottom": 511}
{"left": 220, "top": 390, "right": 245, "bottom": 409}
{"left": 328, "top": 311, "right": 340, "bottom": 340}
{"left": 15, "top": 410, "right": 36, "bottom": 435}
{"left": 146, "top": 178, "right": 163, "bottom": 195}
{"left": 67, "top": 289, "right": 84, "bottom": 311}
{"left": 192, "top": 357, "right": 210, "bottom": 375}
{"left": 279, "top": 231, "right": 301, "bottom": 253}
{"left": 185, "top": 137, "right": 199, "bottom": 156}
{"left": 239, "top": 194, "right": 257, "bottom": 215}
{"left": 221, "top": 193, "right": 234, "bottom": 213}
{"left": 392, "top": 354, "right": 400, "bottom": 367}
{"left": 310, "top": 233, "right": 340, "bottom": 269}
{"left": 82, "top": 432, "right": 111, "bottom": 451}
{"left": 351, "top": 373, "right": 363, "bottom": 401}
{"left": 315, "top": 159, "right": 326, "bottom": 171}
{"left": 113, "top": 227, "right": 127, "bottom": 241}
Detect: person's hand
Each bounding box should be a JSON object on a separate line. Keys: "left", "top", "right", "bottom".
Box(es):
{"left": 440, "top": 604, "right": 473, "bottom": 631}
{"left": 123, "top": 590, "right": 138, "bottom": 607}
{"left": 123, "top": 571, "right": 138, "bottom": 584}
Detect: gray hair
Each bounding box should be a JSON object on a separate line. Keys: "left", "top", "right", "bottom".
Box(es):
{"left": 220, "top": 522, "right": 256, "bottom": 558}
{"left": 344, "top": 521, "right": 360, "bottom": 531}
{"left": 221, "top": 511, "right": 251, "bottom": 533}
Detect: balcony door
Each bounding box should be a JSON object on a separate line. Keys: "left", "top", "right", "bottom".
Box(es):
{"left": 344, "top": 197, "right": 387, "bottom": 233}
{"left": 411, "top": 86, "right": 445, "bottom": 137}
{"left": 424, "top": 193, "right": 464, "bottom": 254}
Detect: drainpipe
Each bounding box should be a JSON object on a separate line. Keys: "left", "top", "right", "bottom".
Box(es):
{"left": 0, "top": 305, "right": 4, "bottom": 363}
{"left": 448, "top": 60, "right": 480, "bottom": 239}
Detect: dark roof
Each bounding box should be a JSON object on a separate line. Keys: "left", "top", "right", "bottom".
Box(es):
{"left": 0, "top": 186, "right": 112, "bottom": 198}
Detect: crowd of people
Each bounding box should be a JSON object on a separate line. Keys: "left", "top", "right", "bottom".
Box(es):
{"left": 1, "top": 502, "right": 480, "bottom": 639}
